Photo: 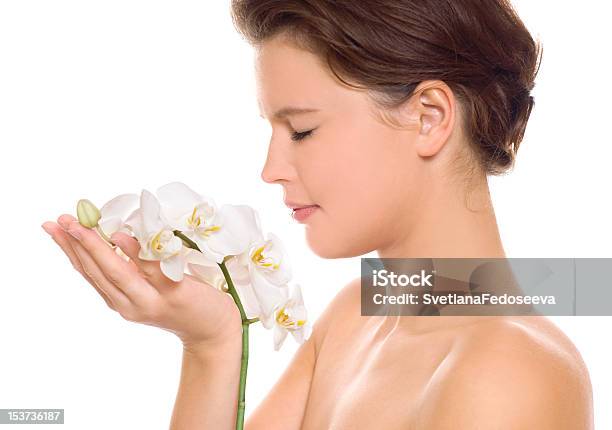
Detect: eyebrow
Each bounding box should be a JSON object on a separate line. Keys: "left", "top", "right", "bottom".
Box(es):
{"left": 259, "top": 106, "right": 320, "bottom": 120}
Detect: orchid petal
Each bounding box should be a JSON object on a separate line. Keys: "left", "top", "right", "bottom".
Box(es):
{"left": 160, "top": 254, "right": 185, "bottom": 282}
{"left": 291, "top": 324, "right": 312, "bottom": 344}
{"left": 246, "top": 233, "right": 292, "bottom": 286}
{"left": 233, "top": 281, "right": 264, "bottom": 320}
{"left": 97, "top": 194, "right": 139, "bottom": 237}
{"left": 100, "top": 193, "right": 139, "bottom": 221}
{"left": 188, "top": 262, "right": 222, "bottom": 286}
{"left": 138, "top": 243, "right": 158, "bottom": 261}
{"left": 205, "top": 205, "right": 264, "bottom": 256}
{"left": 140, "top": 189, "right": 164, "bottom": 234}
{"left": 273, "top": 325, "right": 289, "bottom": 351}
{"left": 124, "top": 208, "right": 144, "bottom": 239}
{"left": 98, "top": 216, "right": 123, "bottom": 237}
{"left": 184, "top": 249, "right": 218, "bottom": 267}
{"left": 164, "top": 235, "right": 184, "bottom": 255}
{"left": 290, "top": 282, "right": 305, "bottom": 305}
{"left": 156, "top": 182, "right": 214, "bottom": 211}
{"left": 249, "top": 272, "right": 289, "bottom": 329}
{"left": 156, "top": 182, "right": 216, "bottom": 229}
{"left": 187, "top": 232, "right": 226, "bottom": 263}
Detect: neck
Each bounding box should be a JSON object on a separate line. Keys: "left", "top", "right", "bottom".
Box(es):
{"left": 376, "top": 174, "right": 505, "bottom": 259}
{"left": 373, "top": 174, "right": 508, "bottom": 334}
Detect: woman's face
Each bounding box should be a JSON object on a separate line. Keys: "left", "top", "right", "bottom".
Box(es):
{"left": 255, "top": 34, "right": 438, "bottom": 259}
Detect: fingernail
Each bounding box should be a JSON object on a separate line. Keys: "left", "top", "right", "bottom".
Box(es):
{"left": 58, "top": 218, "right": 70, "bottom": 229}
{"left": 41, "top": 221, "right": 53, "bottom": 236}
{"left": 67, "top": 229, "right": 81, "bottom": 240}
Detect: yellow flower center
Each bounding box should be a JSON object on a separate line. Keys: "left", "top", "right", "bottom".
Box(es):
{"left": 251, "top": 245, "right": 280, "bottom": 269}
{"left": 150, "top": 230, "right": 180, "bottom": 257}
{"left": 187, "top": 207, "right": 201, "bottom": 228}
{"left": 275, "top": 306, "right": 306, "bottom": 329}
{"left": 187, "top": 206, "right": 221, "bottom": 237}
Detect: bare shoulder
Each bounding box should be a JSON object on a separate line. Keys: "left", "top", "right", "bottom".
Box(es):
{"left": 416, "top": 316, "right": 594, "bottom": 429}
{"left": 310, "top": 277, "right": 362, "bottom": 353}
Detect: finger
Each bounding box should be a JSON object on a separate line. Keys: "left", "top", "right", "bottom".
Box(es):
{"left": 110, "top": 231, "right": 182, "bottom": 293}
{"left": 65, "top": 234, "right": 133, "bottom": 310}
{"left": 57, "top": 214, "right": 138, "bottom": 272}
{"left": 43, "top": 221, "right": 117, "bottom": 310}
{"left": 59, "top": 215, "right": 159, "bottom": 301}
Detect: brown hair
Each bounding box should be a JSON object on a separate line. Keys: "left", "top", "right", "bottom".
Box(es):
{"left": 231, "top": 0, "right": 543, "bottom": 176}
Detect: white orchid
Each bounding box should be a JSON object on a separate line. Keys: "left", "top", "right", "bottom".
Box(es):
{"left": 71, "top": 181, "right": 311, "bottom": 430}
{"left": 272, "top": 283, "right": 311, "bottom": 351}
{"left": 187, "top": 257, "right": 268, "bottom": 320}
{"left": 124, "top": 189, "right": 211, "bottom": 282}
{"left": 97, "top": 193, "right": 140, "bottom": 237}
{"left": 239, "top": 232, "right": 292, "bottom": 286}
{"left": 155, "top": 182, "right": 263, "bottom": 264}
{"left": 220, "top": 233, "right": 293, "bottom": 328}
{"left": 187, "top": 259, "right": 229, "bottom": 292}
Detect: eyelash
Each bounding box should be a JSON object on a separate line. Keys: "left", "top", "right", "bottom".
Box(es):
{"left": 291, "top": 129, "right": 314, "bottom": 142}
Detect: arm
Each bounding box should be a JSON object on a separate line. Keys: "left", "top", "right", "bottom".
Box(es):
{"left": 42, "top": 216, "right": 246, "bottom": 429}
{"left": 169, "top": 337, "right": 243, "bottom": 429}
{"left": 168, "top": 314, "right": 318, "bottom": 430}
{"left": 414, "top": 319, "right": 594, "bottom": 429}
{"left": 168, "top": 277, "right": 359, "bottom": 430}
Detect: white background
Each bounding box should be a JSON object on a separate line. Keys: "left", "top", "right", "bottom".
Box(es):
{"left": 1, "top": 1, "right": 610, "bottom": 428}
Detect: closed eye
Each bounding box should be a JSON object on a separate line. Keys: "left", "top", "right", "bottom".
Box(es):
{"left": 291, "top": 129, "right": 314, "bottom": 142}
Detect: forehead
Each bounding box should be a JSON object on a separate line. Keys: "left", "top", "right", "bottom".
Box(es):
{"left": 254, "top": 36, "right": 338, "bottom": 119}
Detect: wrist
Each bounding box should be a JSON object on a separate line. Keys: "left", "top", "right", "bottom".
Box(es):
{"left": 181, "top": 331, "right": 242, "bottom": 361}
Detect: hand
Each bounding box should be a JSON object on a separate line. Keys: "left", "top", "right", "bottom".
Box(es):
{"left": 42, "top": 214, "right": 242, "bottom": 352}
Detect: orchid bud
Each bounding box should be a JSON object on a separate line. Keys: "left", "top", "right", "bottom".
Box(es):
{"left": 76, "top": 199, "right": 101, "bottom": 228}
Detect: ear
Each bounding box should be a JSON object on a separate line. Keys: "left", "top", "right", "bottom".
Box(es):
{"left": 409, "top": 81, "right": 456, "bottom": 158}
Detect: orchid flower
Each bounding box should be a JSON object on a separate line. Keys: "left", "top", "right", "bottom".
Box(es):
{"left": 124, "top": 189, "right": 211, "bottom": 282}
{"left": 155, "top": 182, "right": 263, "bottom": 264}
{"left": 219, "top": 233, "right": 293, "bottom": 328}
{"left": 98, "top": 193, "right": 139, "bottom": 237}
{"left": 187, "top": 260, "right": 229, "bottom": 292}
{"left": 187, "top": 257, "right": 266, "bottom": 320}
{"left": 238, "top": 232, "right": 292, "bottom": 286}
{"left": 70, "top": 181, "right": 311, "bottom": 430}
{"left": 272, "top": 283, "right": 311, "bottom": 351}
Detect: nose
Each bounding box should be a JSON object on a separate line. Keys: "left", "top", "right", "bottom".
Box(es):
{"left": 260, "top": 137, "right": 297, "bottom": 184}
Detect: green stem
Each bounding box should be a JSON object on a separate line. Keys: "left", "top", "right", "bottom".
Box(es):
{"left": 171, "top": 230, "right": 256, "bottom": 430}
{"left": 219, "top": 260, "right": 252, "bottom": 430}
{"left": 173, "top": 230, "right": 200, "bottom": 250}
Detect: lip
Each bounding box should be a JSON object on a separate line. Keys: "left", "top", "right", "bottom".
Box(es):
{"left": 291, "top": 205, "right": 319, "bottom": 222}
{"left": 284, "top": 200, "right": 319, "bottom": 210}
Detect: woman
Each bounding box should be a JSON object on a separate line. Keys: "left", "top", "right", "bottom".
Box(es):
{"left": 42, "top": 0, "right": 593, "bottom": 428}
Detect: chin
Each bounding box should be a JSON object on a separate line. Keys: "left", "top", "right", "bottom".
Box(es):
{"left": 305, "top": 226, "right": 375, "bottom": 259}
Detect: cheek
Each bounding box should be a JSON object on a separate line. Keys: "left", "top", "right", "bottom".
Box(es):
{"left": 304, "top": 174, "right": 397, "bottom": 258}
{"left": 325, "top": 124, "right": 407, "bottom": 217}
{"left": 300, "top": 125, "right": 410, "bottom": 256}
